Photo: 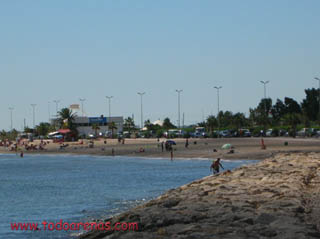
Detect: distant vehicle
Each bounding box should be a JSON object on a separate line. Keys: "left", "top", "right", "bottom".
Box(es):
{"left": 48, "top": 131, "right": 60, "bottom": 139}
{"left": 88, "top": 134, "right": 96, "bottom": 139}
{"left": 195, "top": 127, "right": 205, "bottom": 134}
{"left": 240, "top": 129, "right": 251, "bottom": 137}
{"left": 315, "top": 130, "right": 320, "bottom": 137}
{"left": 193, "top": 127, "right": 207, "bottom": 138}
{"left": 309, "top": 128, "right": 317, "bottom": 137}
{"left": 232, "top": 131, "right": 239, "bottom": 137}
{"left": 266, "top": 129, "right": 273, "bottom": 137}
{"left": 192, "top": 132, "right": 201, "bottom": 138}
{"left": 219, "top": 130, "right": 231, "bottom": 137}
{"left": 164, "top": 129, "right": 184, "bottom": 138}
{"left": 122, "top": 131, "right": 131, "bottom": 138}
{"left": 53, "top": 134, "right": 63, "bottom": 139}
{"left": 296, "top": 128, "right": 316, "bottom": 137}
{"left": 279, "top": 129, "right": 287, "bottom": 136}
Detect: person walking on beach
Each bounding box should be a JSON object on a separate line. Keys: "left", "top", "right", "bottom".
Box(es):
{"left": 210, "top": 158, "right": 224, "bottom": 174}
{"left": 161, "top": 141, "right": 164, "bottom": 152}
{"left": 185, "top": 138, "right": 189, "bottom": 148}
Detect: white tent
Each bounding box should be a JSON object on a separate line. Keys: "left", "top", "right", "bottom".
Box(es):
{"left": 153, "top": 120, "right": 164, "bottom": 126}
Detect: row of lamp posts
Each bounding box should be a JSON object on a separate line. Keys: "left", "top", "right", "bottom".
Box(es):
{"left": 8, "top": 78, "right": 320, "bottom": 131}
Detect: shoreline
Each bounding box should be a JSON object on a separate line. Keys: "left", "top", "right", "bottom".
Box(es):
{"left": 80, "top": 152, "right": 320, "bottom": 239}
{"left": 0, "top": 151, "right": 261, "bottom": 163}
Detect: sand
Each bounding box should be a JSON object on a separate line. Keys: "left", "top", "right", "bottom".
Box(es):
{"left": 1, "top": 137, "right": 320, "bottom": 160}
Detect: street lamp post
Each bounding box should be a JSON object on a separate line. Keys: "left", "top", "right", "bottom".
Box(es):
{"left": 137, "top": 92, "right": 145, "bottom": 129}
{"left": 9, "top": 107, "right": 14, "bottom": 131}
{"left": 260, "top": 81, "right": 269, "bottom": 133}
{"left": 79, "top": 98, "right": 86, "bottom": 116}
{"left": 175, "top": 89, "right": 183, "bottom": 129}
{"left": 106, "top": 96, "right": 113, "bottom": 119}
{"left": 260, "top": 81, "right": 269, "bottom": 115}
{"left": 31, "top": 104, "right": 36, "bottom": 129}
{"left": 315, "top": 77, "right": 320, "bottom": 123}
{"left": 214, "top": 86, "right": 222, "bottom": 136}
{"left": 48, "top": 101, "right": 51, "bottom": 122}
{"left": 53, "top": 100, "right": 60, "bottom": 116}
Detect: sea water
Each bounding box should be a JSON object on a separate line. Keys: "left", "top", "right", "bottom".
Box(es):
{"left": 0, "top": 154, "right": 258, "bottom": 239}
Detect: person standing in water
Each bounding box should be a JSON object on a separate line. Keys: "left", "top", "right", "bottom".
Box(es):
{"left": 210, "top": 158, "right": 224, "bottom": 174}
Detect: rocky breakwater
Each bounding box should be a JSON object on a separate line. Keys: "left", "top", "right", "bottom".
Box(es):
{"left": 80, "top": 153, "right": 320, "bottom": 239}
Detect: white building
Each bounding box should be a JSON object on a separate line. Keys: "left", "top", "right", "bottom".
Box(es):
{"left": 73, "top": 116, "right": 123, "bottom": 137}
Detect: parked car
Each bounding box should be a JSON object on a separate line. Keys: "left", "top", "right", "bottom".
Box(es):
{"left": 122, "top": 131, "right": 131, "bottom": 138}
{"left": 296, "top": 128, "right": 316, "bottom": 137}
{"left": 266, "top": 129, "right": 273, "bottom": 137}
{"left": 219, "top": 130, "right": 231, "bottom": 137}
{"left": 315, "top": 130, "right": 320, "bottom": 137}
{"left": 240, "top": 129, "right": 251, "bottom": 137}
{"left": 279, "top": 129, "right": 287, "bottom": 136}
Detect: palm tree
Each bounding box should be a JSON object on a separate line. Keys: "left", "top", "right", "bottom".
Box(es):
{"left": 91, "top": 124, "right": 100, "bottom": 137}
{"left": 58, "top": 108, "right": 76, "bottom": 129}
{"left": 108, "top": 122, "right": 117, "bottom": 138}
{"left": 57, "top": 108, "right": 78, "bottom": 139}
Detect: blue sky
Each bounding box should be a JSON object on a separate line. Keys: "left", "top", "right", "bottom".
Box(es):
{"left": 1, "top": 0, "right": 320, "bottom": 130}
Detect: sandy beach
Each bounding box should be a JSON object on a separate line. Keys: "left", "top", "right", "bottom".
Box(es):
{"left": 1, "top": 137, "right": 320, "bottom": 160}
{"left": 2, "top": 138, "right": 320, "bottom": 238}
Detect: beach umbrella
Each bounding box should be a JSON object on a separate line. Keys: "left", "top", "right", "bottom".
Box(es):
{"left": 221, "top": 143, "right": 232, "bottom": 149}
{"left": 166, "top": 140, "right": 176, "bottom": 145}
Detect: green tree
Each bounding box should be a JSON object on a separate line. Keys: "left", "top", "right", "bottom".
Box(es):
{"left": 284, "top": 97, "right": 301, "bottom": 114}
{"left": 91, "top": 124, "right": 100, "bottom": 136}
{"left": 24, "top": 127, "right": 34, "bottom": 134}
{"left": 0, "top": 130, "right": 7, "bottom": 140}
{"left": 250, "top": 98, "right": 273, "bottom": 127}
{"left": 58, "top": 108, "right": 76, "bottom": 129}
{"left": 35, "top": 122, "right": 51, "bottom": 136}
{"left": 123, "top": 117, "right": 135, "bottom": 133}
{"left": 108, "top": 122, "right": 117, "bottom": 138}
{"left": 57, "top": 108, "right": 78, "bottom": 138}
{"left": 163, "top": 118, "right": 176, "bottom": 130}
{"left": 144, "top": 119, "right": 161, "bottom": 132}
{"left": 271, "top": 99, "right": 287, "bottom": 123}
{"left": 218, "top": 111, "right": 233, "bottom": 128}
{"left": 232, "top": 112, "right": 248, "bottom": 129}
{"left": 144, "top": 119, "right": 153, "bottom": 130}
{"left": 301, "top": 88, "right": 319, "bottom": 122}
{"left": 282, "top": 113, "right": 301, "bottom": 137}
{"left": 206, "top": 116, "right": 217, "bottom": 132}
